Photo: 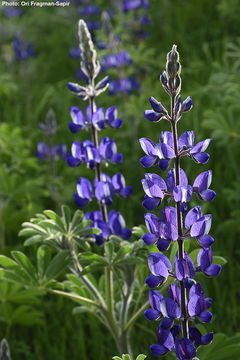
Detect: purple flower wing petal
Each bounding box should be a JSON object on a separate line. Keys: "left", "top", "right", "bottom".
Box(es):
{"left": 144, "top": 309, "right": 161, "bottom": 321}
{"left": 193, "top": 152, "right": 210, "bottom": 164}
{"left": 185, "top": 206, "right": 202, "bottom": 230}
{"left": 140, "top": 155, "right": 157, "bottom": 168}
{"left": 150, "top": 344, "right": 168, "bottom": 356}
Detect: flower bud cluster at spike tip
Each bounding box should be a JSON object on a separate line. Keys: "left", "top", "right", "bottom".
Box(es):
{"left": 139, "top": 45, "right": 221, "bottom": 360}
{"left": 160, "top": 45, "right": 181, "bottom": 98}
{"left": 67, "top": 20, "right": 132, "bottom": 245}
{"left": 78, "top": 19, "right": 100, "bottom": 81}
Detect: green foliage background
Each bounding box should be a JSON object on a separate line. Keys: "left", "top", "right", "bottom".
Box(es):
{"left": 0, "top": 0, "right": 240, "bottom": 358}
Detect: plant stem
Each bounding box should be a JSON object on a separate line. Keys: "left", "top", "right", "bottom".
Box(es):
{"left": 124, "top": 301, "right": 149, "bottom": 332}
{"left": 48, "top": 288, "right": 100, "bottom": 307}
{"left": 88, "top": 81, "right": 108, "bottom": 223}
{"left": 170, "top": 95, "right": 189, "bottom": 339}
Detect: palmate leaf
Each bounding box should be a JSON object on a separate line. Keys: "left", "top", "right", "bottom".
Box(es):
{"left": 112, "top": 355, "right": 147, "bottom": 360}
{"left": 197, "top": 333, "right": 240, "bottom": 360}
{"left": 20, "top": 205, "right": 100, "bottom": 250}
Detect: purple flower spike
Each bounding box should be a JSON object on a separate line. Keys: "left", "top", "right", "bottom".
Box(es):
{"left": 139, "top": 45, "right": 221, "bottom": 358}
{"left": 175, "top": 338, "right": 196, "bottom": 360}
{"left": 193, "top": 170, "right": 216, "bottom": 201}
{"left": 197, "top": 248, "right": 221, "bottom": 277}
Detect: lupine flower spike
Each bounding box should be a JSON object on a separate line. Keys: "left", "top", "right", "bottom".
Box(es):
{"left": 140, "top": 45, "right": 221, "bottom": 360}
{"left": 67, "top": 20, "right": 132, "bottom": 244}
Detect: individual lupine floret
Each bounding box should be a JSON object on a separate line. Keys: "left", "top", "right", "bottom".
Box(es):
{"left": 197, "top": 248, "right": 221, "bottom": 277}
{"left": 175, "top": 338, "right": 196, "bottom": 360}
{"left": 188, "top": 283, "right": 213, "bottom": 323}
{"left": 139, "top": 136, "right": 175, "bottom": 168}
{"left": 99, "top": 136, "right": 123, "bottom": 164}
{"left": 123, "top": 0, "right": 150, "bottom": 12}
{"left": 68, "top": 140, "right": 100, "bottom": 168}
{"left": 193, "top": 170, "right": 216, "bottom": 201}
{"left": 74, "top": 177, "right": 93, "bottom": 207}
{"left": 174, "top": 252, "right": 195, "bottom": 281}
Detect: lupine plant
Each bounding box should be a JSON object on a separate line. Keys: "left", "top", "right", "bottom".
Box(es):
{"left": 0, "top": 20, "right": 148, "bottom": 357}
{"left": 140, "top": 46, "right": 222, "bottom": 359}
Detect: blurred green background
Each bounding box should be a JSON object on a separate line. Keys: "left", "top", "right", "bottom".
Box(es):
{"left": 0, "top": 0, "right": 240, "bottom": 358}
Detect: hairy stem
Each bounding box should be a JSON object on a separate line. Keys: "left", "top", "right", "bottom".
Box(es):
{"left": 170, "top": 95, "right": 189, "bottom": 339}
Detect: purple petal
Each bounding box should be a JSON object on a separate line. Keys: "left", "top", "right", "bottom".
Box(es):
{"left": 160, "top": 298, "right": 181, "bottom": 319}
{"left": 68, "top": 122, "right": 82, "bottom": 133}
{"left": 158, "top": 159, "right": 170, "bottom": 171}
{"left": 140, "top": 155, "right": 157, "bottom": 168}
{"left": 166, "top": 168, "right": 188, "bottom": 192}
{"left": 119, "top": 186, "right": 132, "bottom": 198}
{"left": 199, "top": 189, "right": 216, "bottom": 202}
{"left": 159, "top": 318, "right": 174, "bottom": 329}
{"left": 190, "top": 215, "right": 212, "bottom": 237}
{"left": 188, "top": 294, "right": 202, "bottom": 317}
{"left": 205, "top": 264, "right": 221, "bottom": 277}
{"left": 176, "top": 338, "right": 196, "bottom": 360}
{"left": 142, "top": 196, "right": 161, "bottom": 210}
{"left": 160, "top": 131, "right": 173, "bottom": 147}
{"left": 201, "top": 332, "right": 213, "bottom": 345}
{"left": 178, "top": 131, "right": 194, "bottom": 150}
{"left": 199, "top": 311, "right": 212, "bottom": 323}
{"left": 144, "top": 110, "right": 161, "bottom": 122}
{"left": 149, "top": 96, "right": 166, "bottom": 113}
{"left": 173, "top": 185, "right": 193, "bottom": 203}
{"left": 193, "top": 170, "right": 212, "bottom": 192}
{"left": 148, "top": 253, "right": 172, "bottom": 278}
{"left": 185, "top": 206, "right": 202, "bottom": 230}
{"left": 150, "top": 344, "right": 168, "bottom": 356}
{"left": 181, "top": 96, "right": 193, "bottom": 112}
{"left": 145, "top": 274, "right": 164, "bottom": 288}
{"left": 139, "top": 137, "right": 157, "bottom": 156}
{"left": 190, "top": 139, "right": 211, "bottom": 154}
{"left": 144, "top": 309, "right": 161, "bottom": 321}
{"left": 157, "top": 239, "right": 171, "bottom": 251}
{"left": 144, "top": 213, "right": 160, "bottom": 234}
{"left": 157, "top": 328, "right": 175, "bottom": 350}
{"left": 168, "top": 283, "right": 181, "bottom": 304}
{"left": 142, "top": 233, "right": 158, "bottom": 245}
{"left": 197, "top": 235, "right": 214, "bottom": 247}
{"left": 193, "top": 152, "right": 210, "bottom": 164}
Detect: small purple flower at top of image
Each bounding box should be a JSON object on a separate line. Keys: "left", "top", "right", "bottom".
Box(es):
{"left": 122, "top": 0, "right": 150, "bottom": 13}
{"left": 79, "top": 4, "right": 100, "bottom": 16}
{"left": 3, "top": 7, "right": 24, "bottom": 17}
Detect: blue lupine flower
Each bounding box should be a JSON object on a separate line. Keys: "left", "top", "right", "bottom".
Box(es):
{"left": 3, "top": 7, "right": 23, "bottom": 17}
{"left": 188, "top": 283, "right": 213, "bottom": 323}
{"left": 175, "top": 338, "right": 196, "bottom": 360}
{"left": 197, "top": 248, "right": 221, "bottom": 277}
{"left": 99, "top": 136, "right": 123, "bottom": 164}
{"left": 12, "top": 38, "right": 35, "bottom": 61}
{"left": 69, "top": 47, "right": 81, "bottom": 58}
{"left": 74, "top": 177, "right": 93, "bottom": 207}
{"left": 140, "top": 45, "right": 221, "bottom": 359}
{"left": 101, "top": 51, "right": 132, "bottom": 70}
{"left": 193, "top": 170, "right": 216, "bottom": 201}
{"left": 36, "top": 142, "right": 67, "bottom": 161}
{"left": 67, "top": 18, "right": 132, "bottom": 244}
{"left": 79, "top": 4, "right": 100, "bottom": 16}
{"left": 108, "top": 210, "right": 131, "bottom": 239}
{"left": 123, "top": 0, "right": 150, "bottom": 12}
{"left": 112, "top": 173, "right": 132, "bottom": 197}
{"left": 174, "top": 252, "right": 195, "bottom": 281}
{"left": 109, "top": 76, "right": 140, "bottom": 95}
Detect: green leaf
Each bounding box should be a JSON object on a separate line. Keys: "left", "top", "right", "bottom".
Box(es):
{"left": 122, "top": 355, "right": 131, "bottom": 360}
{"left": 112, "top": 357, "right": 122, "bottom": 360}
{"left": 136, "top": 355, "right": 147, "bottom": 360}
{"left": 11, "top": 251, "right": 37, "bottom": 282}
{"left": 78, "top": 227, "right": 100, "bottom": 235}
{"left": 37, "top": 245, "right": 51, "bottom": 279}
{"left": 104, "top": 241, "right": 114, "bottom": 260}
{"left": 116, "top": 257, "right": 145, "bottom": 265}
{"left": 61, "top": 205, "right": 71, "bottom": 229}
{"left": 24, "top": 234, "right": 43, "bottom": 246}
{"left": 79, "top": 252, "right": 107, "bottom": 264}
{"left": 44, "top": 251, "right": 70, "bottom": 282}
{"left": 212, "top": 255, "right": 227, "bottom": 266}
{"left": 80, "top": 263, "right": 105, "bottom": 276}
{"left": 113, "top": 246, "right": 132, "bottom": 264}
{"left": 0, "top": 255, "right": 18, "bottom": 269}
{"left": 72, "top": 306, "right": 91, "bottom": 315}
{"left": 43, "top": 210, "right": 65, "bottom": 231}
